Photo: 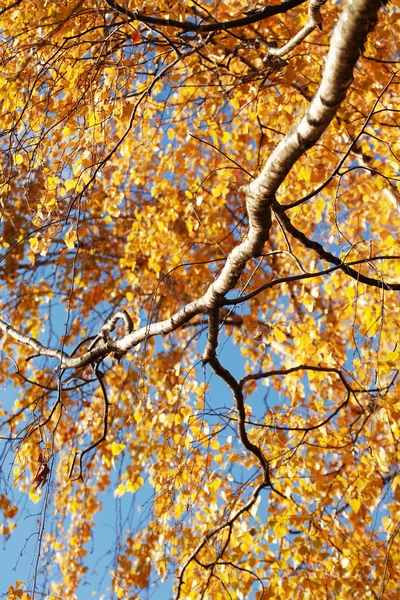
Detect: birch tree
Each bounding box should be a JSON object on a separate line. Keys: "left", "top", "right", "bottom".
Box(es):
{"left": 1, "top": 0, "right": 399, "bottom": 598}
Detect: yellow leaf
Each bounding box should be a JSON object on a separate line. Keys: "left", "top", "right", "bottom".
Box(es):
{"left": 209, "top": 478, "right": 221, "bottom": 494}
{"left": 173, "top": 433, "right": 181, "bottom": 445}
{"left": 69, "top": 498, "right": 79, "bottom": 513}
{"left": 212, "top": 184, "right": 225, "bottom": 198}
{"left": 273, "top": 520, "right": 287, "bottom": 538}
{"left": 349, "top": 497, "right": 360, "bottom": 513}
{"left": 382, "top": 516, "right": 393, "bottom": 534}
{"left": 114, "top": 483, "right": 125, "bottom": 498}
{"left": 174, "top": 502, "right": 185, "bottom": 520}
{"left": 64, "top": 179, "right": 75, "bottom": 191}
{"left": 274, "top": 327, "right": 287, "bottom": 343}
{"left": 88, "top": 112, "right": 97, "bottom": 127}
{"left": 126, "top": 476, "right": 144, "bottom": 493}
{"left": 29, "top": 235, "right": 39, "bottom": 251}
{"left": 386, "top": 350, "right": 399, "bottom": 367}
{"left": 386, "top": 234, "right": 395, "bottom": 248}
{"left": 29, "top": 489, "right": 41, "bottom": 504}
{"left": 63, "top": 124, "right": 75, "bottom": 137}
{"left": 314, "top": 197, "right": 325, "bottom": 224}
{"left": 64, "top": 228, "right": 77, "bottom": 250}
{"left": 102, "top": 454, "right": 112, "bottom": 468}
{"left": 133, "top": 410, "right": 142, "bottom": 424}
{"left": 111, "top": 442, "right": 126, "bottom": 456}
{"left": 221, "top": 131, "right": 230, "bottom": 144}
{"left": 298, "top": 165, "right": 311, "bottom": 184}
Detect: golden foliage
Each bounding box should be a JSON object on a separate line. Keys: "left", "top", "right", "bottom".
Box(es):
{"left": 0, "top": 0, "right": 400, "bottom": 598}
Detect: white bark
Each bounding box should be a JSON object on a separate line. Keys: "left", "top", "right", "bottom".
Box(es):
{"left": 267, "top": 0, "right": 328, "bottom": 58}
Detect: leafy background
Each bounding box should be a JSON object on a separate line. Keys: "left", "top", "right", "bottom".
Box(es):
{"left": 0, "top": 0, "right": 400, "bottom": 598}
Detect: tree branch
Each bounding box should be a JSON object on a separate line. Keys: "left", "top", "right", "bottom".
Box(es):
{"left": 104, "top": 0, "right": 307, "bottom": 34}
{"left": 276, "top": 209, "right": 400, "bottom": 290}
{"left": 0, "top": 0, "right": 23, "bottom": 17}
{"left": 267, "top": 0, "right": 327, "bottom": 58}
{"left": 242, "top": 0, "right": 384, "bottom": 210}
{"left": 209, "top": 356, "right": 271, "bottom": 484}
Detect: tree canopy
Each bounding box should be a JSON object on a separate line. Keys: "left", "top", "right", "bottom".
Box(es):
{"left": 1, "top": 0, "right": 400, "bottom": 598}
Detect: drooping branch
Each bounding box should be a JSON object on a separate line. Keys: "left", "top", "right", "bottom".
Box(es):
{"left": 175, "top": 481, "right": 266, "bottom": 599}
{"left": 209, "top": 356, "right": 271, "bottom": 485}
{"left": 68, "top": 364, "right": 110, "bottom": 480}
{"left": 241, "top": 365, "right": 354, "bottom": 432}
{"left": 175, "top": 354, "right": 290, "bottom": 598}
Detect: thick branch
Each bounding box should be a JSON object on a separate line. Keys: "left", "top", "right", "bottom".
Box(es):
{"left": 243, "top": 0, "right": 383, "bottom": 215}
{"left": 202, "top": 309, "right": 220, "bottom": 363}
{"left": 104, "top": 0, "right": 307, "bottom": 33}
{"left": 0, "top": 319, "right": 68, "bottom": 363}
